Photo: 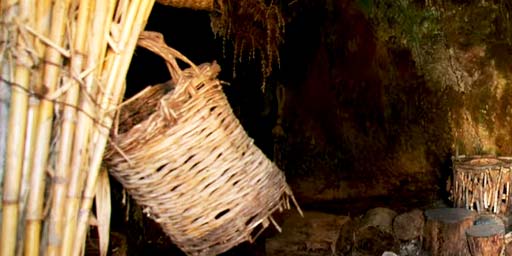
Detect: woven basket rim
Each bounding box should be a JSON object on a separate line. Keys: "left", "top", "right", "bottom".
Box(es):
{"left": 453, "top": 155, "right": 512, "bottom": 168}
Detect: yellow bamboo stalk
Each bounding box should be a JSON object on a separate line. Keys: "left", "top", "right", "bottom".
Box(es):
{"left": 61, "top": 0, "right": 116, "bottom": 254}
{"left": 0, "top": 0, "right": 34, "bottom": 255}
{"left": 73, "top": 1, "right": 155, "bottom": 254}
{"left": 38, "top": 1, "right": 72, "bottom": 253}
{"left": 57, "top": 1, "right": 109, "bottom": 255}
{"left": 46, "top": 0, "right": 92, "bottom": 254}
{"left": 95, "top": 167, "right": 111, "bottom": 256}
{"left": 0, "top": 0, "right": 12, "bottom": 15}
{"left": 22, "top": 1, "right": 54, "bottom": 254}
{"left": 0, "top": 18, "right": 8, "bottom": 228}
{"left": 21, "top": 0, "right": 70, "bottom": 255}
{"left": 17, "top": 1, "right": 52, "bottom": 254}
{"left": 17, "top": 88, "right": 36, "bottom": 252}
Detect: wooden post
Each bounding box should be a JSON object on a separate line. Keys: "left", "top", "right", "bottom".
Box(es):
{"left": 466, "top": 223, "right": 505, "bottom": 256}
{"left": 424, "top": 208, "right": 476, "bottom": 256}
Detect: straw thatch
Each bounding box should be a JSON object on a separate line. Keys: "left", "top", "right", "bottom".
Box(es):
{"left": 0, "top": 0, "right": 155, "bottom": 255}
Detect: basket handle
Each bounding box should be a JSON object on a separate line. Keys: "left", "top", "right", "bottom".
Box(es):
{"left": 135, "top": 31, "right": 221, "bottom": 123}
{"left": 137, "top": 31, "right": 200, "bottom": 80}
{"left": 137, "top": 31, "right": 221, "bottom": 94}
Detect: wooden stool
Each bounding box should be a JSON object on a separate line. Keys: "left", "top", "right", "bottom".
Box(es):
{"left": 466, "top": 222, "right": 505, "bottom": 256}
{"left": 424, "top": 208, "right": 476, "bottom": 256}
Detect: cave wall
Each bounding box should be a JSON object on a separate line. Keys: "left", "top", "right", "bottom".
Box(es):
{"left": 278, "top": 0, "right": 512, "bottom": 206}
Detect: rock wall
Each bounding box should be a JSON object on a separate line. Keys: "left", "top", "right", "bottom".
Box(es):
{"left": 277, "top": 0, "right": 512, "bottom": 206}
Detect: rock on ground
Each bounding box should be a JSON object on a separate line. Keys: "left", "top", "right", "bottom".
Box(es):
{"left": 265, "top": 211, "right": 350, "bottom": 256}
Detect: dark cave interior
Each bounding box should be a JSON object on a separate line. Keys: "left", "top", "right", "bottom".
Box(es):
{"left": 98, "top": 0, "right": 512, "bottom": 255}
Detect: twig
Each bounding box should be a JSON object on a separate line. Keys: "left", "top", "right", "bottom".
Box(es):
{"left": 22, "top": 23, "right": 70, "bottom": 58}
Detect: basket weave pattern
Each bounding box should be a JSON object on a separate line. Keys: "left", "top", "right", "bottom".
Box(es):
{"left": 452, "top": 156, "right": 512, "bottom": 214}
{"left": 104, "top": 31, "right": 298, "bottom": 255}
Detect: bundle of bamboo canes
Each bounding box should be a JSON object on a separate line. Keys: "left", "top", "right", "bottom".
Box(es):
{"left": 0, "top": 0, "right": 155, "bottom": 255}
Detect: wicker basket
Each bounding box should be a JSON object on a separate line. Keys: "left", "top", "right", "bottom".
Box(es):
{"left": 156, "top": 0, "right": 214, "bottom": 11}
{"left": 104, "top": 31, "right": 300, "bottom": 256}
{"left": 452, "top": 155, "right": 512, "bottom": 214}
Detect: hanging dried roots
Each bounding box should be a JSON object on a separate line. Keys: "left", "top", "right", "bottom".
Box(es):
{"left": 210, "top": 0, "right": 285, "bottom": 90}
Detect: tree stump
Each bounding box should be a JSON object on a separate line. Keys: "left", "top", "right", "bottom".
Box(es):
{"left": 424, "top": 208, "right": 476, "bottom": 256}
{"left": 393, "top": 209, "right": 425, "bottom": 256}
{"left": 466, "top": 223, "right": 505, "bottom": 256}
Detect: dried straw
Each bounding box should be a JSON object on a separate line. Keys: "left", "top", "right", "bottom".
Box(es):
{"left": 1, "top": 0, "right": 35, "bottom": 255}
{"left": 60, "top": 1, "right": 117, "bottom": 255}
{"left": 0, "top": 0, "right": 155, "bottom": 255}
{"left": 95, "top": 167, "right": 112, "bottom": 256}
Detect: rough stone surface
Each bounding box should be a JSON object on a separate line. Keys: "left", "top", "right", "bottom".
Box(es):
{"left": 393, "top": 209, "right": 425, "bottom": 240}
{"left": 382, "top": 252, "right": 399, "bottom": 256}
{"left": 360, "top": 207, "right": 397, "bottom": 234}
{"left": 398, "top": 238, "right": 423, "bottom": 256}
{"left": 335, "top": 207, "right": 401, "bottom": 256}
{"left": 506, "top": 238, "right": 512, "bottom": 256}
{"left": 265, "top": 211, "right": 350, "bottom": 256}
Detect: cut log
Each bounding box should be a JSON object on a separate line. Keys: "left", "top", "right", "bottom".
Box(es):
{"left": 423, "top": 208, "right": 476, "bottom": 256}
{"left": 466, "top": 223, "right": 505, "bottom": 256}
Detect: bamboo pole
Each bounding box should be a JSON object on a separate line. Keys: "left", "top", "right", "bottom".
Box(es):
{"left": 46, "top": 0, "right": 92, "bottom": 254}
{"left": 22, "top": 0, "right": 71, "bottom": 255}
{"left": 22, "top": 2, "right": 52, "bottom": 256}
{"left": 60, "top": 0, "right": 116, "bottom": 254}
{"left": 2, "top": 1, "right": 161, "bottom": 254}
{"left": 0, "top": 0, "right": 11, "bottom": 216}
{"left": 18, "top": 1, "right": 51, "bottom": 253}
{"left": 73, "top": 1, "right": 155, "bottom": 254}
{"left": 0, "top": 0, "right": 34, "bottom": 255}
{"left": 95, "top": 167, "right": 112, "bottom": 256}
{"left": 61, "top": 0, "right": 112, "bottom": 254}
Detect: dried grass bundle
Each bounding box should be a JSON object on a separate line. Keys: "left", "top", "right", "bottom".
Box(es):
{"left": 210, "top": 0, "right": 285, "bottom": 90}
{"left": 153, "top": 0, "right": 285, "bottom": 90}
{"left": 0, "top": 0, "right": 155, "bottom": 255}
{"left": 155, "top": 0, "right": 214, "bottom": 11}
